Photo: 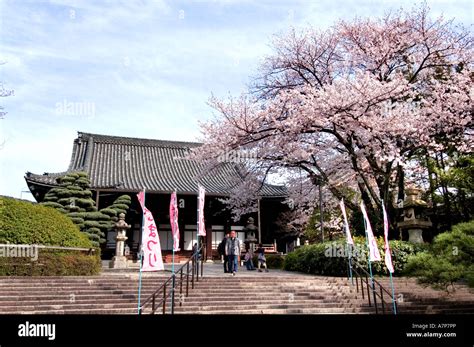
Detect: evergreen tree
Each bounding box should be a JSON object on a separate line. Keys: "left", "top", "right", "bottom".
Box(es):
{"left": 41, "top": 172, "right": 131, "bottom": 247}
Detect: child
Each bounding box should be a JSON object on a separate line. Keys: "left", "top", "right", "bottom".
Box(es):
{"left": 256, "top": 243, "right": 269, "bottom": 272}
{"left": 244, "top": 247, "right": 256, "bottom": 270}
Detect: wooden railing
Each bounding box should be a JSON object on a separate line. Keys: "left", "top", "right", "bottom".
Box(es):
{"left": 138, "top": 245, "right": 203, "bottom": 314}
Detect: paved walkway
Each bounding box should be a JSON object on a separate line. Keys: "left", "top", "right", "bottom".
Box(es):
{"left": 101, "top": 260, "right": 315, "bottom": 278}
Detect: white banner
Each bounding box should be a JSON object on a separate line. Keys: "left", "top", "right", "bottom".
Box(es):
{"left": 360, "top": 202, "right": 381, "bottom": 262}
{"left": 137, "top": 191, "right": 164, "bottom": 271}
{"left": 383, "top": 203, "right": 394, "bottom": 273}
{"left": 339, "top": 199, "right": 354, "bottom": 245}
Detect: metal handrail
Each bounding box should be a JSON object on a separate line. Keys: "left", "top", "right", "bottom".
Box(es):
{"left": 138, "top": 245, "right": 203, "bottom": 314}
{"left": 351, "top": 260, "right": 398, "bottom": 314}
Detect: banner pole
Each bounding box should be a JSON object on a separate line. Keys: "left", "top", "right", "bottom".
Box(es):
{"left": 340, "top": 199, "right": 353, "bottom": 285}
{"left": 381, "top": 199, "right": 397, "bottom": 315}
{"left": 389, "top": 271, "right": 397, "bottom": 314}
{"left": 137, "top": 187, "right": 146, "bottom": 314}
{"left": 346, "top": 242, "right": 353, "bottom": 285}
{"left": 171, "top": 189, "right": 176, "bottom": 314}
{"left": 362, "top": 205, "right": 376, "bottom": 304}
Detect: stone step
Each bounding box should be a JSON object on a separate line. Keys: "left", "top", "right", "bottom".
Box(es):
{"left": 174, "top": 307, "right": 363, "bottom": 314}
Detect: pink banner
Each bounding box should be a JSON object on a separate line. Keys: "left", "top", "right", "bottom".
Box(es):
{"left": 137, "top": 192, "right": 164, "bottom": 272}
{"left": 169, "top": 191, "right": 180, "bottom": 252}
{"left": 198, "top": 185, "right": 206, "bottom": 236}
{"left": 382, "top": 203, "right": 394, "bottom": 273}
{"left": 339, "top": 199, "right": 354, "bottom": 245}
{"left": 360, "top": 202, "right": 381, "bottom": 262}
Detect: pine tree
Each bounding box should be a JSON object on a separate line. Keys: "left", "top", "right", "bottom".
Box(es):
{"left": 99, "top": 194, "right": 132, "bottom": 233}
{"left": 40, "top": 172, "right": 131, "bottom": 247}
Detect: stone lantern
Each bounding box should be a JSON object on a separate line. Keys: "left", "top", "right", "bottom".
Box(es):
{"left": 397, "top": 187, "right": 432, "bottom": 243}
{"left": 109, "top": 213, "right": 131, "bottom": 269}
{"left": 243, "top": 217, "right": 258, "bottom": 252}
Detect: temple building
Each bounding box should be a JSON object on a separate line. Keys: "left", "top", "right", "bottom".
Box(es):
{"left": 25, "top": 132, "right": 287, "bottom": 260}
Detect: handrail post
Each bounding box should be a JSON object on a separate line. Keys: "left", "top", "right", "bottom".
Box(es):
{"left": 381, "top": 287, "right": 385, "bottom": 314}
{"left": 191, "top": 256, "right": 195, "bottom": 289}
{"left": 366, "top": 274, "right": 371, "bottom": 306}
{"left": 372, "top": 280, "right": 378, "bottom": 314}
{"left": 180, "top": 268, "right": 184, "bottom": 306}
{"left": 355, "top": 271, "right": 359, "bottom": 293}
{"left": 201, "top": 254, "right": 204, "bottom": 277}
{"left": 163, "top": 285, "right": 167, "bottom": 314}
{"left": 152, "top": 294, "right": 155, "bottom": 314}
{"left": 171, "top": 274, "right": 175, "bottom": 315}
{"left": 196, "top": 252, "right": 199, "bottom": 282}
{"left": 186, "top": 262, "right": 190, "bottom": 296}
{"left": 360, "top": 275, "right": 364, "bottom": 299}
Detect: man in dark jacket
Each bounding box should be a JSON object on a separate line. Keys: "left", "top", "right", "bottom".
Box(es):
{"left": 225, "top": 230, "right": 241, "bottom": 276}
{"left": 218, "top": 232, "right": 230, "bottom": 273}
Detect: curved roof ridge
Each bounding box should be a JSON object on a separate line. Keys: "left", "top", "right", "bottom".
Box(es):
{"left": 78, "top": 131, "right": 203, "bottom": 148}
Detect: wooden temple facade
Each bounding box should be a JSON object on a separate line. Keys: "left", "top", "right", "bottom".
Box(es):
{"left": 25, "top": 132, "right": 287, "bottom": 260}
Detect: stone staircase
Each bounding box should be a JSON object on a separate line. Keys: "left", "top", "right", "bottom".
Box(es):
{"left": 173, "top": 276, "right": 371, "bottom": 314}
{"left": 374, "top": 277, "right": 474, "bottom": 314}
{"left": 0, "top": 273, "right": 472, "bottom": 314}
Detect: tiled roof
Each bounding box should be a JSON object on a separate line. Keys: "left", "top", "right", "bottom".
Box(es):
{"left": 25, "top": 132, "right": 286, "bottom": 197}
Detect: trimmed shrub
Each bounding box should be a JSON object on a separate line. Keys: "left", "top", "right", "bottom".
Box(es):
{"left": 0, "top": 196, "right": 99, "bottom": 276}
{"left": 41, "top": 201, "right": 64, "bottom": 210}
{"left": 251, "top": 254, "right": 285, "bottom": 269}
{"left": 0, "top": 196, "right": 92, "bottom": 248}
{"left": 70, "top": 217, "right": 85, "bottom": 225}
{"left": 266, "top": 254, "right": 285, "bottom": 269}
{"left": 85, "top": 212, "right": 111, "bottom": 221}
{"left": 68, "top": 212, "right": 87, "bottom": 218}
{"left": 0, "top": 250, "right": 101, "bottom": 276}
{"left": 111, "top": 203, "right": 130, "bottom": 211}
{"left": 100, "top": 208, "right": 117, "bottom": 217}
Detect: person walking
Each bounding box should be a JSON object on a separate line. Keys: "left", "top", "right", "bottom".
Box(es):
{"left": 225, "top": 230, "right": 241, "bottom": 276}
{"left": 256, "top": 243, "right": 269, "bottom": 272}
{"left": 218, "top": 232, "right": 230, "bottom": 273}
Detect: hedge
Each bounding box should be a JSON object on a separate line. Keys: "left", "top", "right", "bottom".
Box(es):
{"left": 0, "top": 249, "right": 101, "bottom": 276}
{"left": 283, "top": 237, "right": 425, "bottom": 276}
{"left": 0, "top": 196, "right": 99, "bottom": 276}
{"left": 0, "top": 196, "right": 92, "bottom": 247}
{"left": 250, "top": 254, "right": 285, "bottom": 269}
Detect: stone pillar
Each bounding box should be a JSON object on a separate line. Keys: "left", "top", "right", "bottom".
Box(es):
{"left": 109, "top": 213, "right": 131, "bottom": 269}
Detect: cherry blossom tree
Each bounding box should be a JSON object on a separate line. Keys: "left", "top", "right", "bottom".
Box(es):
{"left": 192, "top": 4, "right": 473, "bottom": 233}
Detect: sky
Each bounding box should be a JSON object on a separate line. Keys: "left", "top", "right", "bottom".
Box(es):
{"left": 0, "top": 0, "right": 472, "bottom": 201}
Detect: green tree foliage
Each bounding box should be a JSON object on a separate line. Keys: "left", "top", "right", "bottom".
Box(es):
{"left": 40, "top": 172, "right": 131, "bottom": 247}
{"left": 98, "top": 194, "right": 132, "bottom": 235}
{"left": 405, "top": 220, "right": 474, "bottom": 290}
{"left": 41, "top": 172, "right": 116, "bottom": 247}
